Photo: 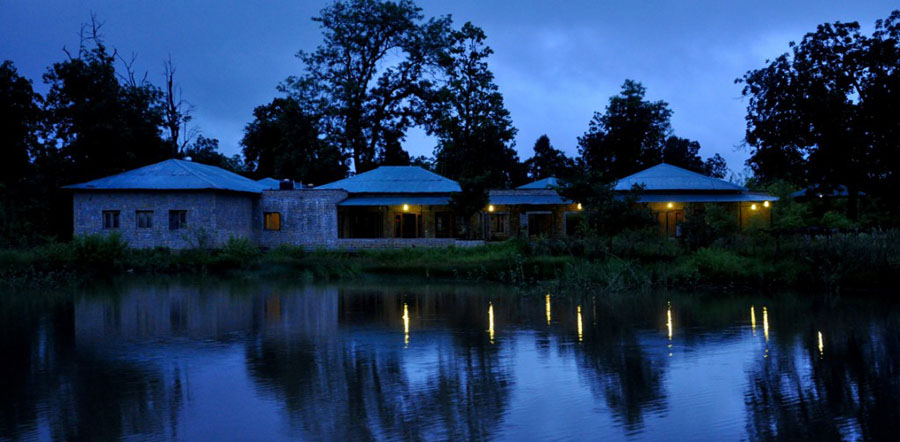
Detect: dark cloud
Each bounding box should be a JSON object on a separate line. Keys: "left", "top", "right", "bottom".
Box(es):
{"left": 2, "top": 0, "right": 895, "bottom": 174}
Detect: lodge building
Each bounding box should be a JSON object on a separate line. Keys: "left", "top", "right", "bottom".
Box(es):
{"left": 65, "top": 159, "right": 775, "bottom": 249}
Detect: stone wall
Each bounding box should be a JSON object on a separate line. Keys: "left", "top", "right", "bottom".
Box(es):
{"left": 256, "top": 189, "right": 348, "bottom": 248}
{"left": 72, "top": 191, "right": 257, "bottom": 248}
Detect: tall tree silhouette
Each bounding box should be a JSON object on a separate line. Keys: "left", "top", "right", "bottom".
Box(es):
{"left": 524, "top": 135, "right": 575, "bottom": 180}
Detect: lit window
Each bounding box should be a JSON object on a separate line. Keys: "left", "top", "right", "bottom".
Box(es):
{"left": 136, "top": 211, "right": 153, "bottom": 228}
{"left": 102, "top": 211, "right": 120, "bottom": 229}
{"left": 264, "top": 212, "right": 281, "bottom": 231}
{"left": 169, "top": 210, "right": 187, "bottom": 230}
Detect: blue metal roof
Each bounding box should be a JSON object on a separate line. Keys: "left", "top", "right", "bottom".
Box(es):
{"left": 64, "top": 159, "right": 266, "bottom": 194}
{"left": 317, "top": 166, "right": 460, "bottom": 193}
{"left": 633, "top": 193, "right": 778, "bottom": 203}
{"left": 489, "top": 190, "right": 570, "bottom": 205}
{"left": 338, "top": 196, "right": 452, "bottom": 206}
{"left": 615, "top": 163, "right": 746, "bottom": 192}
{"left": 517, "top": 177, "right": 560, "bottom": 189}
{"left": 257, "top": 177, "right": 281, "bottom": 190}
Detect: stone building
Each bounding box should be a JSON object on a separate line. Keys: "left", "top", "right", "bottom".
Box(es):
{"left": 66, "top": 159, "right": 776, "bottom": 248}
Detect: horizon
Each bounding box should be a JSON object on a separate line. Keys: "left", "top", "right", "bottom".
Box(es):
{"left": 2, "top": 0, "right": 895, "bottom": 175}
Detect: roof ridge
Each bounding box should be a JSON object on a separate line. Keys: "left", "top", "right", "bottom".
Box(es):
{"left": 171, "top": 159, "right": 222, "bottom": 190}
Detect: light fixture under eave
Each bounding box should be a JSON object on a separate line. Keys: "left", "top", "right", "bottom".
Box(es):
{"left": 402, "top": 204, "right": 409, "bottom": 212}
{"left": 488, "top": 204, "right": 495, "bottom": 212}
{"left": 763, "top": 200, "right": 770, "bottom": 208}
{"left": 751, "top": 203, "right": 758, "bottom": 210}
{"left": 576, "top": 203, "right": 583, "bottom": 211}
{"left": 666, "top": 202, "right": 674, "bottom": 209}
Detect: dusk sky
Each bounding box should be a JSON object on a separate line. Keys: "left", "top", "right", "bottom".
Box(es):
{"left": 2, "top": 0, "right": 895, "bottom": 175}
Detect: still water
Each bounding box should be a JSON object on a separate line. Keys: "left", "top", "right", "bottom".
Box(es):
{"left": 2, "top": 278, "right": 899, "bottom": 441}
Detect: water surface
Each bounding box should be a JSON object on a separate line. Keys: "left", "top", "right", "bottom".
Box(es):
{"left": 2, "top": 278, "right": 899, "bottom": 441}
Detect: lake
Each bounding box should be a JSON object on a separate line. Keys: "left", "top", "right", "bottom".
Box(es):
{"left": 1, "top": 278, "right": 898, "bottom": 441}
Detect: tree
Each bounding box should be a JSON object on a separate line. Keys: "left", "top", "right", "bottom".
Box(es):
{"left": 42, "top": 18, "right": 169, "bottom": 184}
{"left": 283, "top": 0, "right": 451, "bottom": 173}
{"left": 738, "top": 10, "right": 900, "bottom": 219}
{"left": 703, "top": 154, "right": 728, "bottom": 179}
{"left": 241, "top": 97, "right": 347, "bottom": 186}
{"left": 0, "top": 61, "right": 43, "bottom": 244}
{"left": 660, "top": 136, "right": 704, "bottom": 173}
{"left": 557, "top": 171, "right": 653, "bottom": 238}
{"left": 578, "top": 80, "right": 672, "bottom": 179}
{"left": 183, "top": 136, "right": 244, "bottom": 173}
{"left": 162, "top": 56, "right": 197, "bottom": 157}
{"left": 376, "top": 129, "right": 411, "bottom": 165}
{"left": 523, "top": 135, "right": 575, "bottom": 180}
{"left": 431, "top": 22, "right": 523, "bottom": 188}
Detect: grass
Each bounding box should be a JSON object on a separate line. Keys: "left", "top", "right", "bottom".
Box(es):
{"left": 2, "top": 231, "right": 899, "bottom": 294}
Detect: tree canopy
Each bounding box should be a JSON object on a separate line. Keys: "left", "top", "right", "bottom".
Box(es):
{"left": 739, "top": 10, "right": 900, "bottom": 218}
{"left": 524, "top": 135, "right": 576, "bottom": 181}
{"left": 430, "top": 22, "right": 523, "bottom": 188}
{"left": 283, "top": 0, "right": 450, "bottom": 173}
{"left": 241, "top": 97, "right": 348, "bottom": 186}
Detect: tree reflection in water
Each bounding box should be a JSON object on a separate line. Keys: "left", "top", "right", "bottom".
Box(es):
{"left": 245, "top": 286, "right": 513, "bottom": 440}
{"left": 744, "top": 303, "right": 900, "bottom": 440}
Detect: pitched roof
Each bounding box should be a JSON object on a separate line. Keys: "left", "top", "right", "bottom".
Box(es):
{"left": 64, "top": 159, "right": 266, "bottom": 194}
{"left": 317, "top": 166, "right": 461, "bottom": 193}
{"left": 614, "top": 163, "right": 746, "bottom": 192}
{"left": 257, "top": 177, "right": 281, "bottom": 190}
{"left": 489, "top": 189, "right": 570, "bottom": 205}
{"left": 517, "top": 177, "right": 560, "bottom": 189}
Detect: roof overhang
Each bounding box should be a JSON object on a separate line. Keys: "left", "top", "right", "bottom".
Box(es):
{"left": 631, "top": 193, "right": 778, "bottom": 203}
{"left": 338, "top": 195, "right": 452, "bottom": 206}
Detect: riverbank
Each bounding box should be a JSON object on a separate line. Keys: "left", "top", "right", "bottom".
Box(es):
{"left": 2, "top": 231, "right": 898, "bottom": 293}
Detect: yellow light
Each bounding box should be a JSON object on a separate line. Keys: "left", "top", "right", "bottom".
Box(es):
{"left": 403, "top": 303, "right": 409, "bottom": 347}
{"left": 751, "top": 203, "right": 758, "bottom": 210}
{"left": 545, "top": 294, "right": 551, "bottom": 325}
{"left": 488, "top": 302, "right": 494, "bottom": 344}
{"left": 577, "top": 305, "right": 583, "bottom": 342}
{"left": 667, "top": 202, "right": 674, "bottom": 209}
{"left": 402, "top": 204, "right": 409, "bottom": 212}
{"left": 750, "top": 305, "right": 756, "bottom": 335}
{"left": 763, "top": 306, "right": 769, "bottom": 342}
{"left": 763, "top": 200, "right": 770, "bottom": 208}
{"left": 488, "top": 204, "right": 494, "bottom": 212}
{"left": 667, "top": 302, "right": 673, "bottom": 356}
{"left": 817, "top": 331, "right": 824, "bottom": 356}
{"left": 576, "top": 203, "right": 583, "bottom": 211}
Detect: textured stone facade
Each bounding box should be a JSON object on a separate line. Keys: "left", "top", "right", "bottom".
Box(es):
{"left": 73, "top": 191, "right": 256, "bottom": 248}
{"left": 256, "top": 189, "right": 348, "bottom": 248}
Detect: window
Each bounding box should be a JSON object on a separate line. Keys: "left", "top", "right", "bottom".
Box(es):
{"left": 136, "top": 211, "right": 153, "bottom": 229}
{"left": 102, "top": 211, "right": 120, "bottom": 229}
{"left": 490, "top": 213, "right": 508, "bottom": 234}
{"left": 264, "top": 212, "right": 281, "bottom": 231}
{"left": 435, "top": 212, "right": 453, "bottom": 238}
{"left": 169, "top": 210, "right": 187, "bottom": 230}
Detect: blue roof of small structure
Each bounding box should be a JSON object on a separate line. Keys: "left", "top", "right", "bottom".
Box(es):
{"left": 615, "top": 163, "right": 745, "bottom": 192}
{"left": 317, "top": 166, "right": 460, "bottom": 193}
{"left": 257, "top": 177, "right": 281, "bottom": 190}
{"left": 489, "top": 190, "right": 570, "bottom": 206}
{"left": 517, "top": 177, "right": 560, "bottom": 189}
{"left": 64, "top": 159, "right": 266, "bottom": 194}
{"left": 339, "top": 196, "right": 452, "bottom": 206}
{"left": 633, "top": 193, "right": 778, "bottom": 203}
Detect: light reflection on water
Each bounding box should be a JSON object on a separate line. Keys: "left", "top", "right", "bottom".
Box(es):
{"left": 1, "top": 279, "right": 900, "bottom": 441}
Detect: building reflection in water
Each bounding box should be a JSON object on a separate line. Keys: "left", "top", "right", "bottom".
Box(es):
{"left": 817, "top": 331, "right": 823, "bottom": 357}
{"left": 546, "top": 294, "right": 551, "bottom": 325}
{"left": 577, "top": 305, "right": 583, "bottom": 342}
{"left": 666, "top": 302, "right": 673, "bottom": 357}
{"left": 488, "top": 302, "right": 495, "bottom": 344}
{"left": 403, "top": 302, "right": 409, "bottom": 347}
{"left": 763, "top": 306, "right": 769, "bottom": 343}
{"left": 751, "top": 305, "right": 757, "bottom": 335}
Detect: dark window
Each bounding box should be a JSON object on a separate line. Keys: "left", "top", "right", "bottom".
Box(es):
{"left": 169, "top": 210, "right": 187, "bottom": 230}
{"left": 264, "top": 212, "right": 281, "bottom": 231}
{"left": 435, "top": 212, "right": 453, "bottom": 238}
{"left": 490, "top": 214, "right": 508, "bottom": 234}
{"left": 136, "top": 211, "right": 153, "bottom": 229}
{"left": 102, "top": 211, "right": 120, "bottom": 229}
{"left": 565, "top": 213, "right": 584, "bottom": 237}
